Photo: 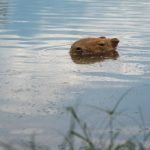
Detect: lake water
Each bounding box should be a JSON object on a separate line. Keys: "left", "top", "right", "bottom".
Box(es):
{"left": 0, "top": 0, "right": 150, "bottom": 149}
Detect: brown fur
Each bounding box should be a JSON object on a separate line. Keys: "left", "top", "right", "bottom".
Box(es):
{"left": 70, "top": 36, "right": 119, "bottom": 57}
{"left": 70, "top": 36, "right": 119, "bottom": 64}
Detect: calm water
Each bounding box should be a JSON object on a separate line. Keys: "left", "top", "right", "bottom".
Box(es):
{"left": 0, "top": 0, "right": 150, "bottom": 148}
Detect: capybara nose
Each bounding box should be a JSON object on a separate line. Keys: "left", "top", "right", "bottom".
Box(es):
{"left": 76, "top": 47, "right": 82, "bottom": 52}
{"left": 76, "top": 47, "right": 83, "bottom": 55}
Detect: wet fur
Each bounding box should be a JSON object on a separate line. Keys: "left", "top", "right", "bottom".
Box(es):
{"left": 70, "top": 36, "right": 119, "bottom": 64}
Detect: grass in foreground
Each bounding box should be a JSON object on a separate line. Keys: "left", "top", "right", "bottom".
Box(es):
{"left": 0, "top": 89, "right": 150, "bottom": 150}
{"left": 61, "top": 89, "right": 150, "bottom": 150}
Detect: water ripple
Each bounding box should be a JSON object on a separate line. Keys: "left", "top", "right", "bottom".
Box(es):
{"left": 0, "top": 0, "right": 150, "bottom": 147}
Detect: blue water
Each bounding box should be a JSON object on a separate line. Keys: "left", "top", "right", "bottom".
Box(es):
{"left": 0, "top": 0, "right": 150, "bottom": 148}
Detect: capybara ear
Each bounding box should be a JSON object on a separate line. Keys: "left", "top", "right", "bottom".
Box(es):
{"left": 111, "top": 38, "right": 119, "bottom": 48}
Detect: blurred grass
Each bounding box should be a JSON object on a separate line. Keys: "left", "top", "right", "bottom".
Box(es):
{"left": 0, "top": 89, "right": 150, "bottom": 150}
{"left": 62, "top": 88, "right": 150, "bottom": 150}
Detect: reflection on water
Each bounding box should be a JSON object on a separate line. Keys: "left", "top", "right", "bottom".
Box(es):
{"left": 0, "top": 0, "right": 150, "bottom": 148}
{"left": 0, "top": 0, "right": 8, "bottom": 24}
{"left": 70, "top": 54, "right": 119, "bottom": 64}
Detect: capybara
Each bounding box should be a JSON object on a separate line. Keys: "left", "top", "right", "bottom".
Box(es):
{"left": 70, "top": 36, "right": 119, "bottom": 64}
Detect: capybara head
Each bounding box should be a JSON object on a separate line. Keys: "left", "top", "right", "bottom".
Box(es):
{"left": 70, "top": 36, "right": 119, "bottom": 58}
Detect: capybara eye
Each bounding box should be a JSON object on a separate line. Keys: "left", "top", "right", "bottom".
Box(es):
{"left": 98, "top": 43, "right": 105, "bottom": 46}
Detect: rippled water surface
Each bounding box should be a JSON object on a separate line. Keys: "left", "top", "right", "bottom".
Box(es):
{"left": 0, "top": 0, "right": 150, "bottom": 148}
